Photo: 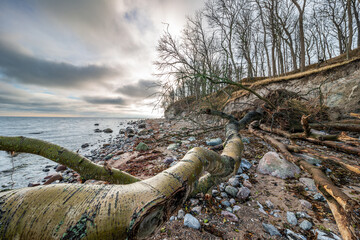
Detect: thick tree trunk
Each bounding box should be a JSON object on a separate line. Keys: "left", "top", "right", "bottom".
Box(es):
{"left": 0, "top": 110, "right": 263, "bottom": 239}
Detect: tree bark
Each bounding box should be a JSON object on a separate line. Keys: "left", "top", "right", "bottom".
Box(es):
{"left": 0, "top": 110, "right": 263, "bottom": 239}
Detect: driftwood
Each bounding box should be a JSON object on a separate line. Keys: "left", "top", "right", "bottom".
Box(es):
{"left": 310, "top": 122, "right": 360, "bottom": 133}
{"left": 249, "top": 122, "right": 360, "bottom": 240}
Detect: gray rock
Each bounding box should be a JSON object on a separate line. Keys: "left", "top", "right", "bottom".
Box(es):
{"left": 233, "top": 205, "right": 241, "bottom": 212}
{"left": 300, "top": 200, "right": 312, "bottom": 209}
{"left": 313, "top": 229, "right": 341, "bottom": 240}
{"left": 188, "top": 136, "right": 196, "bottom": 142}
{"left": 184, "top": 214, "right": 201, "bottom": 230}
{"left": 296, "top": 211, "right": 311, "bottom": 218}
{"left": 138, "top": 123, "right": 146, "bottom": 128}
{"left": 240, "top": 158, "right": 252, "bottom": 171}
{"left": 262, "top": 223, "right": 281, "bottom": 236}
{"left": 206, "top": 138, "right": 222, "bottom": 146}
{"left": 313, "top": 193, "right": 326, "bottom": 201}
{"left": 221, "top": 200, "right": 231, "bottom": 207}
{"left": 236, "top": 166, "right": 243, "bottom": 174}
{"left": 221, "top": 211, "right": 238, "bottom": 222}
{"left": 191, "top": 206, "right": 202, "bottom": 215}
{"left": 226, "top": 207, "right": 233, "bottom": 212}
{"left": 177, "top": 209, "right": 185, "bottom": 219}
{"left": 236, "top": 187, "right": 251, "bottom": 200}
{"left": 220, "top": 192, "right": 229, "bottom": 198}
{"left": 257, "top": 151, "right": 300, "bottom": 179}
{"left": 103, "top": 128, "right": 113, "bottom": 133}
{"left": 265, "top": 200, "right": 274, "bottom": 209}
{"left": 163, "top": 157, "right": 176, "bottom": 165}
{"left": 228, "top": 177, "right": 241, "bottom": 187}
{"left": 81, "top": 143, "right": 89, "bottom": 148}
{"left": 229, "top": 198, "right": 236, "bottom": 205}
{"left": 170, "top": 216, "right": 176, "bottom": 221}
{"left": 212, "top": 189, "right": 219, "bottom": 196}
{"left": 225, "top": 186, "right": 238, "bottom": 197}
{"left": 300, "top": 178, "right": 317, "bottom": 192}
{"left": 287, "top": 211, "right": 298, "bottom": 225}
{"left": 167, "top": 143, "right": 180, "bottom": 150}
{"left": 219, "top": 183, "right": 225, "bottom": 191}
{"left": 299, "top": 220, "right": 312, "bottom": 230}
{"left": 259, "top": 208, "right": 268, "bottom": 215}
{"left": 135, "top": 142, "right": 149, "bottom": 151}
{"left": 239, "top": 173, "right": 249, "bottom": 180}
{"left": 285, "top": 229, "right": 307, "bottom": 240}
{"left": 243, "top": 180, "right": 252, "bottom": 188}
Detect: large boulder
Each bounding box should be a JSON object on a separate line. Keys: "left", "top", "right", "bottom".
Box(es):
{"left": 257, "top": 152, "right": 300, "bottom": 179}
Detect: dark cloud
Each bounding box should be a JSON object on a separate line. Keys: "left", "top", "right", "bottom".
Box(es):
{"left": 82, "top": 96, "right": 127, "bottom": 105}
{"left": 116, "top": 80, "right": 160, "bottom": 98}
{"left": 0, "top": 40, "right": 119, "bottom": 88}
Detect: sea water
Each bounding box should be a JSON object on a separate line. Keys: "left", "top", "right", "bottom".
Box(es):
{"left": 0, "top": 117, "right": 134, "bottom": 190}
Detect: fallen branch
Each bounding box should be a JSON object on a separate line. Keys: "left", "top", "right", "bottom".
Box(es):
{"left": 249, "top": 122, "right": 360, "bottom": 240}
{"left": 310, "top": 122, "right": 360, "bottom": 133}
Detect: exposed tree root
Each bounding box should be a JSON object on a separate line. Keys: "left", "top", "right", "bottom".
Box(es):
{"left": 249, "top": 123, "right": 360, "bottom": 240}
{"left": 310, "top": 122, "right": 360, "bottom": 133}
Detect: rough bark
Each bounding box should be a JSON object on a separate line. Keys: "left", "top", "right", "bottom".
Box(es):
{"left": 309, "top": 122, "right": 360, "bottom": 133}
{"left": 0, "top": 110, "right": 263, "bottom": 239}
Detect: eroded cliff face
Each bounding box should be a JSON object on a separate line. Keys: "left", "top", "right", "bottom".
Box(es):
{"left": 224, "top": 60, "right": 360, "bottom": 120}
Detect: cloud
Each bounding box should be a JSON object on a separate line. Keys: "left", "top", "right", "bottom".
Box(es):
{"left": 116, "top": 80, "right": 160, "bottom": 98}
{"left": 0, "top": 40, "right": 119, "bottom": 88}
{"left": 82, "top": 96, "right": 127, "bottom": 105}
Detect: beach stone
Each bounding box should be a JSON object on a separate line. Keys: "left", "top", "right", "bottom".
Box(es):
{"left": 163, "top": 157, "right": 176, "bottom": 165}
{"left": 138, "top": 123, "right": 146, "bottom": 128}
{"left": 259, "top": 208, "right": 268, "bottom": 215}
{"left": 94, "top": 123, "right": 99, "bottom": 126}
{"left": 170, "top": 216, "right": 176, "bottom": 221}
{"left": 300, "top": 200, "right": 312, "bottom": 209}
{"left": 221, "top": 200, "right": 231, "bottom": 207}
{"left": 189, "top": 198, "right": 199, "bottom": 206}
{"left": 225, "top": 186, "right": 238, "bottom": 197}
{"left": 229, "top": 198, "right": 236, "bottom": 205}
{"left": 300, "top": 178, "right": 317, "bottom": 192}
{"left": 296, "top": 154, "right": 322, "bottom": 165}
{"left": 296, "top": 211, "right": 311, "bottom": 218}
{"left": 206, "top": 138, "right": 222, "bottom": 146}
{"left": 94, "top": 129, "right": 102, "bottom": 133}
{"left": 42, "top": 168, "right": 50, "bottom": 172}
{"left": 103, "top": 128, "right": 113, "bottom": 133}
{"left": 240, "top": 158, "right": 252, "bottom": 171}
{"left": 285, "top": 229, "right": 307, "bottom": 240}
{"left": 135, "top": 142, "right": 149, "bottom": 151}
{"left": 219, "top": 183, "right": 225, "bottom": 191}
{"left": 81, "top": 143, "right": 89, "bottom": 148}
{"left": 236, "top": 166, "right": 243, "bottom": 174}
{"left": 243, "top": 180, "right": 252, "bottom": 188}
{"left": 177, "top": 209, "right": 185, "bottom": 219}
{"left": 287, "top": 211, "right": 298, "bottom": 225}
{"left": 299, "top": 220, "right": 312, "bottom": 230}
{"left": 188, "top": 136, "right": 196, "bottom": 142}
{"left": 257, "top": 151, "right": 300, "bottom": 179}
{"left": 226, "top": 207, "right": 233, "bottom": 212}
{"left": 228, "top": 177, "right": 240, "bottom": 187}
{"left": 313, "top": 229, "right": 341, "bottom": 240}
{"left": 184, "top": 214, "right": 201, "bottom": 230}
{"left": 239, "top": 173, "right": 249, "bottom": 180}
{"left": 313, "top": 193, "right": 326, "bottom": 201}
{"left": 262, "top": 223, "right": 281, "bottom": 236}
{"left": 138, "top": 129, "right": 148, "bottom": 136}
{"left": 44, "top": 173, "right": 62, "bottom": 185}
{"left": 28, "top": 183, "right": 40, "bottom": 187}
{"left": 233, "top": 205, "right": 241, "bottom": 212}
{"left": 265, "top": 200, "right": 274, "bottom": 209}
{"left": 236, "top": 187, "right": 251, "bottom": 200}
{"left": 212, "top": 189, "right": 219, "bottom": 196}
{"left": 242, "top": 137, "right": 250, "bottom": 144}
{"left": 191, "top": 206, "right": 202, "bottom": 215}
{"left": 220, "top": 192, "right": 229, "bottom": 198}
{"left": 167, "top": 143, "right": 180, "bottom": 150}
{"left": 221, "top": 211, "right": 239, "bottom": 222}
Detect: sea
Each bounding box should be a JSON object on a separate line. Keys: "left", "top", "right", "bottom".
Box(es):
{"left": 0, "top": 117, "right": 135, "bottom": 190}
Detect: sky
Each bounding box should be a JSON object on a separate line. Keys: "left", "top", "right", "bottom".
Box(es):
{"left": 0, "top": 0, "right": 203, "bottom": 118}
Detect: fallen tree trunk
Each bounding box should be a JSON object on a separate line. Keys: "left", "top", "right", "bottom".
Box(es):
{"left": 287, "top": 145, "right": 360, "bottom": 175}
{"left": 0, "top": 110, "right": 261, "bottom": 239}
{"left": 249, "top": 123, "right": 360, "bottom": 240}
{"left": 259, "top": 124, "right": 360, "bottom": 156}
